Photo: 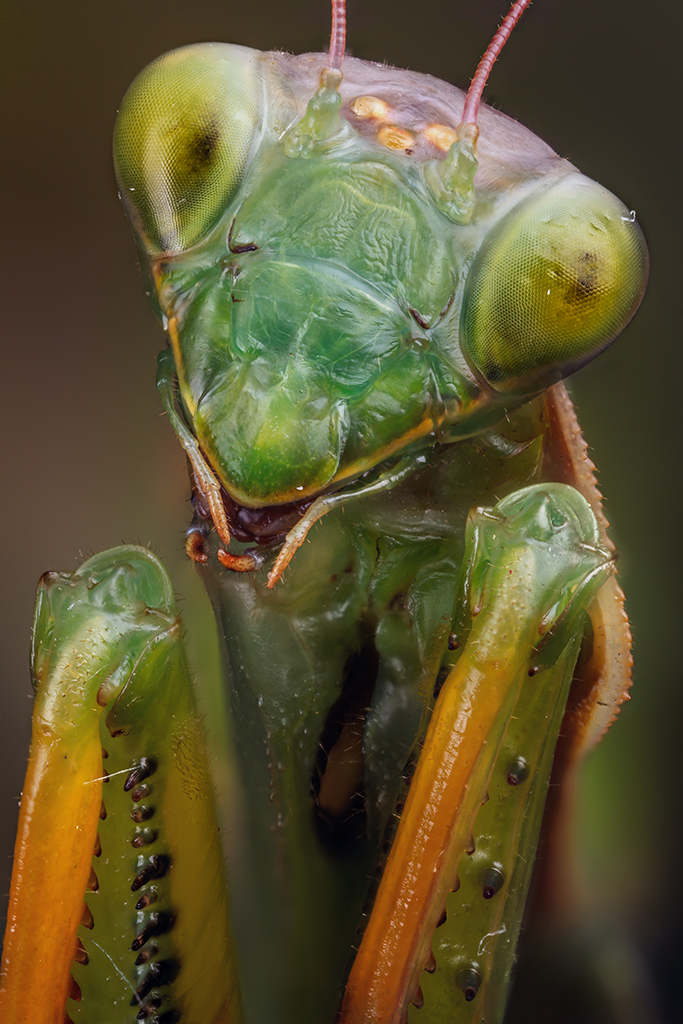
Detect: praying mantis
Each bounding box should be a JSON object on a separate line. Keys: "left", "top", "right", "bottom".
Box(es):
{"left": 1, "top": 0, "right": 679, "bottom": 1019}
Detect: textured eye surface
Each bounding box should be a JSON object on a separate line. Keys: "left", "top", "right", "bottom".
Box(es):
{"left": 114, "top": 43, "right": 261, "bottom": 254}
{"left": 462, "top": 175, "right": 649, "bottom": 394}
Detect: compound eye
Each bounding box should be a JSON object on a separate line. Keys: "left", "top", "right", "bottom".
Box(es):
{"left": 114, "top": 43, "right": 261, "bottom": 254}
{"left": 461, "top": 175, "right": 649, "bottom": 394}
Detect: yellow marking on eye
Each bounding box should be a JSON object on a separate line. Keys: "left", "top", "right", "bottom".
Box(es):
{"left": 423, "top": 122, "right": 459, "bottom": 151}
{"left": 377, "top": 125, "right": 415, "bottom": 151}
{"left": 350, "top": 95, "right": 391, "bottom": 121}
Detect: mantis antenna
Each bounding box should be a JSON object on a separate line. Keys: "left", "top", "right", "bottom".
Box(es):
{"left": 328, "top": 0, "right": 347, "bottom": 71}
{"left": 461, "top": 0, "right": 533, "bottom": 126}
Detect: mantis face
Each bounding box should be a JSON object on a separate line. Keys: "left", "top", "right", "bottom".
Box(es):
{"left": 114, "top": 44, "right": 646, "bottom": 513}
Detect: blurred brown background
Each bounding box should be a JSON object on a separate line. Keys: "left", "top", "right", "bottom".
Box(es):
{"left": 1, "top": 1, "right": 680, "bottom": 1019}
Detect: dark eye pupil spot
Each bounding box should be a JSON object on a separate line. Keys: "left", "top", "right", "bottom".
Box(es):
{"left": 187, "top": 121, "right": 220, "bottom": 174}
{"left": 573, "top": 251, "right": 600, "bottom": 296}
{"left": 567, "top": 250, "right": 600, "bottom": 300}
{"left": 484, "top": 360, "right": 503, "bottom": 383}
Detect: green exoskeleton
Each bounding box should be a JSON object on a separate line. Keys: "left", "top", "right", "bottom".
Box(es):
{"left": 0, "top": 2, "right": 648, "bottom": 1023}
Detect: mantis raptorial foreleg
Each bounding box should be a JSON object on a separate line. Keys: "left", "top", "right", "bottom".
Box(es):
{"left": 0, "top": 548, "right": 242, "bottom": 1024}
{"left": 340, "top": 483, "right": 613, "bottom": 1022}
